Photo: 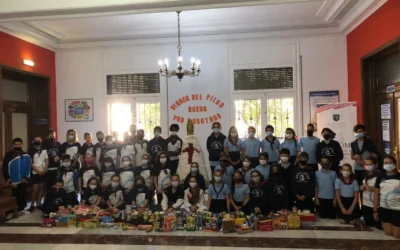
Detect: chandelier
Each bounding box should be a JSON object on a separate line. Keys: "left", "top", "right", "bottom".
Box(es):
{"left": 158, "top": 11, "right": 201, "bottom": 81}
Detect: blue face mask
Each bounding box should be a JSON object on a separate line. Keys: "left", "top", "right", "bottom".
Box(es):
{"left": 154, "top": 132, "right": 161, "bottom": 137}
{"left": 213, "top": 128, "right": 220, "bottom": 133}
{"left": 248, "top": 133, "right": 255, "bottom": 138}
{"left": 355, "top": 133, "right": 364, "bottom": 139}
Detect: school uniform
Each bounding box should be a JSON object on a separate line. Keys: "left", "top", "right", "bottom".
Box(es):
{"left": 103, "top": 185, "right": 125, "bottom": 210}
{"left": 133, "top": 165, "right": 156, "bottom": 189}
{"left": 93, "top": 142, "right": 106, "bottom": 169}
{"left": 255, "top": 164, "right": 270, "bottom": 180}
{"left": 316, "top": 140, "right": 343, "bottom": 174}
{"left": 239, "top": 168, "right": 253, "bottom": 184}
{"left": 42, "top": 187, "right": 67, "bottom": 214}
{"left": 183, "top": 173, "right": 206, "bottom": 191}
{"left": 28, "top": 149, "right": 48, "bottom": 184}
{"left": 214, "top": 165, "right": 235, "bottom": 187}
{"left": 316, "top": 169, "right": 337, "bottom": 219}
{"left": 261, "top": 136, "right": 280, "bottom": 164}
{"left": 126, "top": 187, "right": 152, "bottom": 208}
{"left": 165, "top": 135, "right": 183, "bottom": 175}
{"left": 231, "top": 183, "right": 250, "bottom": 212}
{"left": 79, "top": 166, "right": 100, "bottom": 189}
{"left": 351, "top": 137, "right": 378, "bottom": 185}
{"left": 133, "top": 141, "right": 148, "bottom": 167}
{"left": 119, "top": 142, "right": 136, "bottom": 167}
{"left": 291, "top": 166, "right": 315, "bottom": 212}
{"left": 182, "top": 188, "right": 207, "bottom": 212}
{"left": 155, "top": 167, "right": 171, "bottom": 203}
{"left": 207, "top": 133, "right": 227, "bottom": 173}
{"left": 248, "top": 181, "right": 268, "bottom": 214}
{"left": 101, "top": 144, "right": 119, "bottom": 167}
{"left": 117, "top": 167, "right": 135, "bottom": 191}
{"left": 241, "top": 138, "right": 261, "bottom": 167}
{"left": 362, "top": 173, "right": 380, "bottom": 227}
{"left": 266, "top": 176, "right": 289, "bottom": 212}
{"left": 279, "top": 162, "right": 294, "bottom": 208}
{"left": 148, "top": 137, "right": 166, "bottom": 165}
{"left": 208, "top": 183, "right": 230, "bottom": 213}
{"left": 224, "top": 138, "right": 242, "bottom": 170}
{"left": 101, "top": 167, "right": 116, "bottom": 188}
{"left": 60, "top": 142, "right": 81, "bottom": 169}
{"left": 375, "top": 173, "right": 400, "bottom": 227}
{"left": 43, "top": 139, "right": 62, "bottom": 187}
{"left": 335, "top": 178, "right": 361, "bottom": 222}
{"left": 57, "top": 167, "right": 79, "bottom": 206}
{"left": 299, "top": 136, "right": 320, "bottom": 172}
{"left": 79, "top": 143, "right": 94, "bottom": 158}
{"left": 2, "top": 150, "right": 31, "bottom": 211}
{"left": 161, "top": 186, "right": 184, "bottom": 211}
{"left": 280, "top": 140, "right": 301, "bottom": 164}
{"left": 82, "top": 187, "right": 103, "bottom": 206}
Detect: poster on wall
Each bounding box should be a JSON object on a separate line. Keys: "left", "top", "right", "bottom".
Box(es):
{"left": 65, "top": 98, "right": 94, "bottom": 122}
{"left": 310, "top": 91, "right": 339, "bottom": 130}
{"left": 316, "top": 102, "right": 357, "bottom": 166}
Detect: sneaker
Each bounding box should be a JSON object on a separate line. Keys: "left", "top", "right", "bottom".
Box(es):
{"left": 18, "top": 210, "right": 31, "bottom": 216}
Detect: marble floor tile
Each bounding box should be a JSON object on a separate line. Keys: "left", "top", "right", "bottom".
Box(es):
{"left": 0, "top": 226, "right": 33, "bottom": 234}
{"left": 5, "top": 212, "right": 43, "bottom": 224}
{"left": 312, "top": 230, "right": 394, "bottom": 240}
{"left": 0, "top": 243, "right": 54, "bottom": 250}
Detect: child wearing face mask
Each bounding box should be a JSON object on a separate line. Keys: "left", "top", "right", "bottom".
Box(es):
{"left": 300, "top": 123, "right": 320, "bottom": 172}
{"left": 207, "top": 122, "right": 227, "bottom": 173}
{"left": 78, "top": 153, "right": 100, "bottom": 195}
{"left": 42, "top": 179, "right": 67, "bottom": 215}
{"left": 101, "top": 157, "right": 117, "bottom": 190}
{"left": 133, "top": 129, "right": 148, "bottom": 167}
{"left": 154, "top": 152, "right": 171, "bottom": 204}
{"left": 28, "top": 136, "right": 49, "bottom": 212}
{"left": 279, "top": 148, "right": 294, "bottom": 180}
{"left": 43, "top": 129, "right": 62, "bottom": 189}
{"left": 183, "top": 177, "right": 207, "bottom": 213}
{"left": 239, "top": 156, "right": 254, "bottom": 184}
{"left": 184, "top": 162, "right": 206, "bottom": 191}
{"left": 255, "top": 152, "right": 270, "bottom": 180}
{"left": 214, "top": 152, "right": 235, "bottom": 187}
{"left": 77, "top": 132, "right": 94, "bottom": 165}
{"left": 266, "top": 164, "right": 290, "bottom": 213}
{"left": 241, "top": 126, "right": 261, "bottom": 167}
{"left": 280, "top": 128, "right": 301, "bottom": 164}
{"left": 166, "top": 124, "right": 183, "bottom": 175}
{"left": 148, "top": 126, "right": 167, "bottom": 165}
{"left": 119, "top": 132, "right": 136, "bottom": 169}
{"left": 57, "top": 154, "right": 79, "bottom": 207}
{"left": 230, "top": 171, "right": 250, "bottom": 213}
{"left": 101, "top": 135, "right": 119, "bottom": 167}
{"left": 261, "top": 125, "right": 280, "bottom": 165}
{"left": 335, "top": 164, "right": 360, "bottom": 224}
{"left": 60, "top": 129, "right": 81, "bottom": 170}
{"left": 133, "top": 153, "right": 155, "bottom": 190}
{"left": 315, "top": 156, "right": 337, "bottom": 219}
{"left": 248, "top": 170, "right": 268, "bottom": 215}
{"left": 374, "top": 156, "right": 400, "bottom": 239}
{"left": 161, "top": 174, "right": 184, "bottom": 212}
{"left": 82, "top": 177, "right": 102, "bottom": 207}
{"left": 359, "top": 157, "right": 380, "bottom": 227}
{"left": 224, "top": 126, "right": 243, "bottom": 170}
{"left": 118, "top": 156, "right": 135, "bottom": 195}
{"left": 316, "top": 128, "right": 343, "bottom": 174}
{"left": 208, "top": 170, "right": 231, "bottom": 213}
{"left": 127, "top": 176, "right": 152, "bottom": 210}
{"left": 291, "top": 152, "right": 315, "bottom": 212}
{"left": 103, "top": 175, "right": 125, "bottom": 210}
{"left": 93, "top": 131, "right": 106, "bottom": 169}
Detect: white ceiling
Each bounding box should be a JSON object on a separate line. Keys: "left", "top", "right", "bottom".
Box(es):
{"left": 0, "top": 0, "right": 388, "bottom": 50}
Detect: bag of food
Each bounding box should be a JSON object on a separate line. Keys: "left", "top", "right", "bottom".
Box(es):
{"left": 222, "top": 219, "right": 235, "bottom": 234}
{"left": 163, "top": 215, "right": 177, "bottom": 232}
{"left": 287, "top": 213, "right": 301, "bottom": 229}
{"left": 67, "top": 214, "right": 78, "bottom": 228}
{"left": 186, "top": 216, "right": 196, "bottom": 231}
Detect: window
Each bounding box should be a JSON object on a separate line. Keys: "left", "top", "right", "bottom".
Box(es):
{"left": 234, "top": 67, "right": 293, "bottom": 91}
{"left": 234, "top": 99, "right": 262, "bottom": 138}
{"left": 267, "top": 98, "right": 294, "bottom": 139}
{"left": 108, "top": 102, "right": 132, "bottom": 141}
{"left": 106, "top": 73, "right": 160, "bottom": 95}
{"left": 136, "top": 102, "right": 161, "bottom": 140}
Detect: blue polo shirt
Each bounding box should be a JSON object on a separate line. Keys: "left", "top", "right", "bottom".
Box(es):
{"left": 239, "top": 168, "right": 254, "bottom": 184}
{"left": 279, "top": 140, "right": 301, "bottom": 157}
{"left": 260, "top": 137, "right": 280, "bottom": 162}
{"left": 315, "top": 170, "right": 337, "bottom": 199}
{"left": 241, "top": 138, "right": 261, "bottom": 158}
{"left": 224, "top": 138, "right": 242, "bottom": 152}
{"left": 208, "top": 183, "right": 230, "bottom": 200}
{"left": 255, "top": 164, "right": 270, "bottom": 180}
{"left": 232, "top": 184, "right": 250, "bottom": 202}
{"left": 299, "top": 136, "right": 320, "bottom": 164}
{"left": 335, "top": 178, "right": 359, "bottom": 198}
{"left": 214, "top": 165, "right": 235, "bottom": 187}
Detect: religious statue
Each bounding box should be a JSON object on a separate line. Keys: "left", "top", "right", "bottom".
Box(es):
{"left": 176, "top": 119, "right": 210, "bottom": 183}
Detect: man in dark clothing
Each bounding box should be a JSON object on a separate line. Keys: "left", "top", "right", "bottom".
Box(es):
{"left": 148, "top": 126, "right": 166, "bottom": 165}
{"left": 165, "top": 124, "right": 183, "bottom": 175}
{"left": 93, "top": 131, "right": 106, "bottom": 169}
{"left": 206, "top": 122, "right": 227, "bottom": 173}
{"left": 43, "top": 129, "right": 62, "bottom": 188}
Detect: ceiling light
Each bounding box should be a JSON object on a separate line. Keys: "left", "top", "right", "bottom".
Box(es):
{"left": 23, "top": 59, "right": 34, "bottom": 67}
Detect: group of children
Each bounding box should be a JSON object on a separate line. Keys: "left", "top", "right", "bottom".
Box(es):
{"left": 2, "top": 122, "right": 400, "bottom": 239}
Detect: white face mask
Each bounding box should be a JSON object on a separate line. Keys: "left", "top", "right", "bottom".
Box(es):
{"left": 106, "top": 141, "right": 113, "bottom": 145}
{"left": 189, "top": 182, "right": 197, "bottom": 188}
{"left": 89, "top": 185, "right": 97, "bottom": 190}
{"left": 214, "top": 176, "right": 222, "bottom": 182}
{"left": 142, "top": 160, "right": 149, "bottom": 165}
{"left": 383, "top": 164, "right": 396, "bottom": 172}
{"left": 171, "top": 181, "right": 179, "bottom": 187}
{"left": 281, "top": 157, "right": 289, "bottom": 163}
{"left": 248, "top": 133, "right": 255, "bottom": 138}
{"left": 111, "top": 182, "right": 119, "bottom": 188}
{"left": 242, "top": 162, "right": 251, "bottom": 168}
{"left": 230, "top": 133, "right": 237, "bottom": 137}
{"left": 259, "top": 160, "right": 267, "bottom": 165}
{"left": 68, "top": 135, "right": 74, "bottom": 141}
{"left": 341, "top": 171, "right": 351, "bottom": 178}
{"left": 191, "top": 168, "right": 198, "bottom": 173}
{"left": 123, "top": 161, "right": 130, "bottom": 167}
{"left": 252, "top": 177, "right": 260, "bottom": 182}
{"left": 160, "top": 158, "right": 167, "bottom": 164}
{"left": 104, "top": 163, "right": 112, "bottom": 168}
{"left": 285, "top": 134, "right": 293, "bottom": 139}
{"left": 266, "top": 131, "right": 273, "bottom": 137}
{"left": 170, "top": 131, "right": 177, "bottom": 136}
{"left": 63, "top": 162, "right": 71, "bottom": 167}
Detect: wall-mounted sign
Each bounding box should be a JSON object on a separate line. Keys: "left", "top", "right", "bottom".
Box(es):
{"left": 35, "top": 119, "right": 47, "bottom": 125}
{"left": 387, "top": 85, "right": 395, "bottom": 93}
{"left": 170, "top": 93, "right": 224, "bottom": 124}
{"left": 381, "top": 104, "right": 391, "bottom": 119}
{"left": 65, "top": 98, "right": 94, "bottom": 122}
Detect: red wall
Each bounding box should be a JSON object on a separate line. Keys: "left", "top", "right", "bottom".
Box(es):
{"left": 0, "top": 31, "right": 57, "bottom": 132}
{"left": 347, "top": 0, "right": 400, "bottom": 122}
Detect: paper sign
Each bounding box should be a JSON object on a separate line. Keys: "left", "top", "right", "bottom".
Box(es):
{"left": 381, "top": 104, "right": 391, "bottom": 119}
{"left": 382, "top": 120, "right": 390, "bottom": 142}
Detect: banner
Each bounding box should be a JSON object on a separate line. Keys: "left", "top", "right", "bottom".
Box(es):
{"left": 310, "top": 91, "right": 339, "bottom": 131}
{"left": 316, "top": 102, "right": 357, "bottom": 166}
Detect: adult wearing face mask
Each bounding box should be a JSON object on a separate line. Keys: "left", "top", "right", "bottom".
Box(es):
{"left": 161, "top": 174, "right": 184, "bottom": 213}
{"left": 350, "top": 124, "right": 379, "bottom": 186}
{"left": 93, "top": 131, "right": 106, "bottom": 169}
{"left": 299, "top": 123, "right": 320, "bottom": 172}
{"left": 101, "top": 135, "right": 119, "bottom": 167}
{"left": 148, "top": 126, "right": 166, "bottom": 165}
{"left": 280, "top": 128, "right": 301, "bottom": 165}
{"left": 373, "top": 156, "right": 400, "bottom": 239}
{"left": 184, "top": 162, "right": 206, "bottom": 191}
{"left": 78, "top": 153, "right": 100, "bottom": 195}
{"left": 60, "top": 129, "right": 81, "bottom": 170}
{"left": 57, "top": 154, "right": 79, "bottom": 207}
{"left": 43, "top": 129, "right": 62, "bottom": 189}
{"left": 166, "top": 124, "right": 183, "bottom": 175}
{"left": 103, "top": 175, "right": 125, "bottom": 210}
{"left": 224, "top": 126, "right": 243, "bottom": 170}
{"left": 133, "top": 129, "right": 148, "bottom": 167}
{"left": 261, "top": 125, "right": 280, "bottom": 165}
{"left": 316, "top": 128, "right": 343, "bottom": 174}
{"left": 241, "top": 126, "right": 261, "bottom": 167}
{"left": 207, "top": 122, "right": 227, "bottom": 173}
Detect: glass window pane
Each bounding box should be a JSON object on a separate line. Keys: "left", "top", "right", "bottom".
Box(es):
{"left": 267, "top": 98, "right": 294, "bottom": 139}
{"left": 110, "top": 103, "right": 132, "bottom": 141}
{"left": 2, "top": 79, "right": 29, "bottom": 102}
{"left": 136, "top": 102, "right": 161, "bottom": 140}
{"left": 234, "top": 99, "right": 262, "bottom": 139}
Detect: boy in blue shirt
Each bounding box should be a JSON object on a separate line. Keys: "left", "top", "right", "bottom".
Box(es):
{"left": 261, "top": 125, "right": 280, "bottom": 164}
{"left": 255, "top": 152, "right": 270, "bottom": 180}
{"left": 315, "top": 156, "right": 337, "bottom": 219}
{"left": 241, "top": 126, "right": 261, "bottom": 167}
{"left": 300, "top": 123, "right": 320, "bottom": 172}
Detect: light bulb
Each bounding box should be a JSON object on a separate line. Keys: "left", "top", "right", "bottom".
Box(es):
{"left": 178, "top": 56, "right": 183, "bottom": 62}
{"left": 164, "top": 58, "right": 169, "bottom": 64}
{"left": 158, "top": 60, "right": 163, "bottom": 66}
{"left": 191, "top": 58, "right": 196, "bottom": 63}
{"left": 196, "top": 60, "right": 201, "bottom": 65}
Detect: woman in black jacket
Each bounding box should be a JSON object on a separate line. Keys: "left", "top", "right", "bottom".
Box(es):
{"left": 316, "top": 128, "right": 343, "bottom": 174}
